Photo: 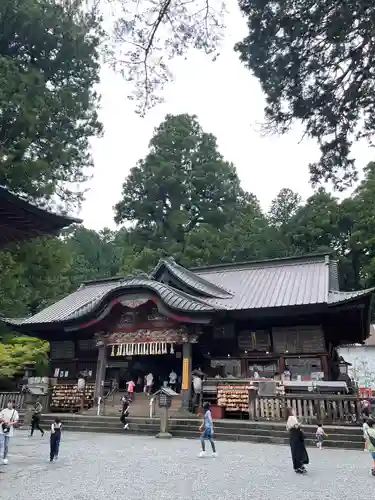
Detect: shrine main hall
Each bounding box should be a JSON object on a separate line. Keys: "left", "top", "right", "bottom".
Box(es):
{"left": 3, "top": 253, "right": 373, "bottom": 412}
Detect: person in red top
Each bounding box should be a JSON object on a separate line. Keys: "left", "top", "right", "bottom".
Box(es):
{"left": 126, "top": 379, "right": 135, "bottom": 401}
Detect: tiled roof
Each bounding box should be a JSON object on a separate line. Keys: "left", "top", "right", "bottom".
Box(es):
{"left": 194, "top": 255, "right": 330, "bottom": 310}
{"left": 2, "top": 253, "right": 374, "bottom": 328}
{"left": 152, "top": 257, "right": 233, "bottom": 298}
{"left": 0, "top": 186, "right": 81, "bottom": 246}
{"left": 328, "top": 288, "right": 375, "bottom": 304}
{"left": 4, "top": 277, "right": 221, "bottom": 326}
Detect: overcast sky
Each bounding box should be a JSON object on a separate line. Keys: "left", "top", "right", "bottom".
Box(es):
{"left": 79, "top": 5, "right": 374, "bottom": 231}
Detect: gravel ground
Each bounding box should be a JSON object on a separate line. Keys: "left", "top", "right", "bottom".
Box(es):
{"left": 0, "top": 430, "right": 374, "bottom": 500}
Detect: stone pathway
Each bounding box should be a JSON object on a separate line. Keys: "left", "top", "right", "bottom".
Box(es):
{"left": 1, "top": 430, "right": 373, "bottom": 500}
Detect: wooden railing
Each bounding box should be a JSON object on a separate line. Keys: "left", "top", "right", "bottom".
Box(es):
{"left": 251, "top": 394, "right": 368, "bottom": 425}
{"left": 0, "top": 392, "right": 25, "bottom": 410}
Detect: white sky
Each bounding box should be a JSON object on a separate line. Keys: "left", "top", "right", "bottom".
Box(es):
{"left": 79, "top": 5, "right": 374, "bottom": 231}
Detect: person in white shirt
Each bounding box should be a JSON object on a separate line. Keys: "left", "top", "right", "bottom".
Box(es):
{"left": 315, "top": 423, "right": 327, "bottom": 449}
{"left": 169, "top": 370, "right": 177, "bottom": 391}
{"left": 0, "top": 400, "right": 19, "bottom": 465}
{"left": 145, "top": 372, "right": 154, "bottom": 395}
{"left": 193, "top": 375, "right": 202, "bottom": 407}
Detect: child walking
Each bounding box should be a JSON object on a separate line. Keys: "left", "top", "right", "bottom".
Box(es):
{"left": 315, "top": 423, "right": 327, "bottom": 449}
{"left": 364, "top": 418, "right": 375, "bottom": 476}
{"left": 50, "top": 418, "right": 62, "bottom": 462}
{"left": 199, "top": 402, "right": 217, "bottom": 458}
{"left": 120, "top": 396, "right": 130, "bottom": 430}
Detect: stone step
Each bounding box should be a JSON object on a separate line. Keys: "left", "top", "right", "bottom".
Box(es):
{"left": 35, "top": 422, "right": 364, "bottom": 450}
{"left": 38, "top": 414, "right": 364, "bottom": 433}
{"left": 37, "top": 414, "right": 365, "bottom": 449}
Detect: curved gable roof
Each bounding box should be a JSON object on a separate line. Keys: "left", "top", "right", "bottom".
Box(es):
{"left": 152, "top": 257, "right": 233, "bottom": 299}
{"left": 3, "top": 276, "right": 221, "bottom": 327}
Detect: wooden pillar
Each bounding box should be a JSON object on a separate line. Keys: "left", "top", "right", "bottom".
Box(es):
{"left": 94, "top": 340, "right": 107, "bottom": 400}
{"left": 180, "top": 341, "right": 192, "bottom": 411}
{"left": 321, "top": 354, "right": 329, "bottom": 380}
{"left": 278, "top": 356, "right": 285, "bottom": 373}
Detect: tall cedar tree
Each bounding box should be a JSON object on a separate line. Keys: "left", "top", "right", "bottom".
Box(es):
{"left": 0, "top": 0, "right": 103, "bottom": 208}
{"left": 114, "top": 114, "right": 247, "bottom": 250}
{"left": 235, "top": 1, "right": 375, "bottom": 190}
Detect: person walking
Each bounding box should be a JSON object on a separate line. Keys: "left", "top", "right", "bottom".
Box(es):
{"left": 286, "top": 407, "right": 309, "bottom": 474}
{"left": 364, "top": 417, "right": 375, "bottom": 476}
{"left": 126, "top": 379, "right": 135, "bottom": 402}
{"left": 198, "top": 402, "right": 217, "bottom": 458}
{"left": 120, "top": 396, "right": 130, "bottom": 430}
{"left": 50, "top": 418, "right": 62, "bottom": 462}
{"left": 315, "top": 423, "right": 327, "bottom": 449}
{"left": 145, "top": 372, "right": 154, "bottom": 396}
{"left": 0, "top": 400, "right": 19, "bottom": 465}
{"left": 193, "top": 375, "right": 202, "bottom": 408}
{"left": 30, "top": 399, "right": 44, "bottom": 437}
{"left": 169, "top": 369, "right": 177, "bottom": 391}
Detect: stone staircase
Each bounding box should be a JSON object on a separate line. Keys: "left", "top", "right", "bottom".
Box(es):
{"left": 86, "top": 391, "right": 183, "bottom": 417}
{"left": 37, "top": 413, "right": 365, "bottom": 450}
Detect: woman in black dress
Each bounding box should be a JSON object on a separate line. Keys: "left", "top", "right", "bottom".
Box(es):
{"left": 286, "top": 407, "right": 309, "bottom": 474}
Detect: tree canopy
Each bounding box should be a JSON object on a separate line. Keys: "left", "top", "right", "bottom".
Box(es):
{"left": 0, "top": 0, "right": 103, "bottom": 208}
{"left": 235, "top": 0, "right": 375, "bottom": 190}
{"left": 114, "top": 114, "right": 247, "bottom": 251}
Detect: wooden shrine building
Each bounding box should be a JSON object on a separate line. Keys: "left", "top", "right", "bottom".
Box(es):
{"left": 2, "top": 253, "right": 374, "bottom": 412}
{"left": 0, "top": 186, "right": 80, "bottom": 246}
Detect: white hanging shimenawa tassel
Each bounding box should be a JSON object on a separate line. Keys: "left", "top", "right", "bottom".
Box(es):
{"left": 157, "top": 342, "right": 161, "bottom": 354}
{"left": 134, "top": 343, "right": 138, "bottom": 355}
{"left": 111, "top": 345, "right": 115, "bottom": 356}
{"left": 162, "top": 342, "right": 167, "bottom": 354}
{"left": 170, "top": 343, "right": 175, "bottom": 354}
{"left": 144, "top": 343, "right": 148, "bottom": 355}
{"left": 124, "top": 344, "right": 128, "bottom": 356}
{"left": 151, "top": 342, "right": 155, "bottom": 355}
{"left": 140, "top": 343, "right": 144, "bottom": 355}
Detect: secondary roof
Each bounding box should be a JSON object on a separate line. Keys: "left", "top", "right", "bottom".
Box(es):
{"left": 2, "top": 253, "right": 373, "bottom": 330}
{"left": 0, "top": 186, "right": 81, "bottom": 246}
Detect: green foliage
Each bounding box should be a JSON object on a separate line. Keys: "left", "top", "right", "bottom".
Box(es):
{"left": 0, "top": 0, "right": 103, "bottom": 207}
{"left": 268, "top": 189, "right": 301, "bottom": 228}
{"left": 114, "top": 114, "right": 247, "bottom": 251}
{"left": 235, "top": 0, "right": 375, "bottom": 189}
{"left": 0, "top": 336, "right": 49, "bottom": 378}
{"left": 287, "top": 189, "right": 341, "bottom": 255}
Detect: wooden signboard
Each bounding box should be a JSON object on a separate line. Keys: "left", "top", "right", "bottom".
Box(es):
{"left": 238, "top": 330, "right": 270, "bottom": 351}
{"left": 273, "top": 326, "right": 325, "bottom": 354}
{"left": 50, "top": 341, "right": 75, "bottom": 359}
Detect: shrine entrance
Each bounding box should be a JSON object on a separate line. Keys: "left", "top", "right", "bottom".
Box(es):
{"left": 95, "top": 299, "right": 198, "bottom": 410}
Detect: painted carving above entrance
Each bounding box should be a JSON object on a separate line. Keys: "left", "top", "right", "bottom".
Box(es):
{"left": 105, "top": 327, "right": 188, "bottom": 345}
{"left": 113, "top": 304, "right": 176, "bottom": 333}
{"left": 119, "top": 298, "right": 149, "bottom": 309}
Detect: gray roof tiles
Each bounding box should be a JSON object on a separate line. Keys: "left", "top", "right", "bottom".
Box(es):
{"left": 2, "top": 253, "right": 374, "bottom": 328}
{"left": 5, "top": 276, "right": 220, "bottom": 326}
{"left": 327, "top": 288, "right": 375, "bottom": 304}
{"left": 195, "top": 257, "right": 329, "bottom": 310}
{"left": 153, "top": 257, "right": 233, "bottom": 298}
